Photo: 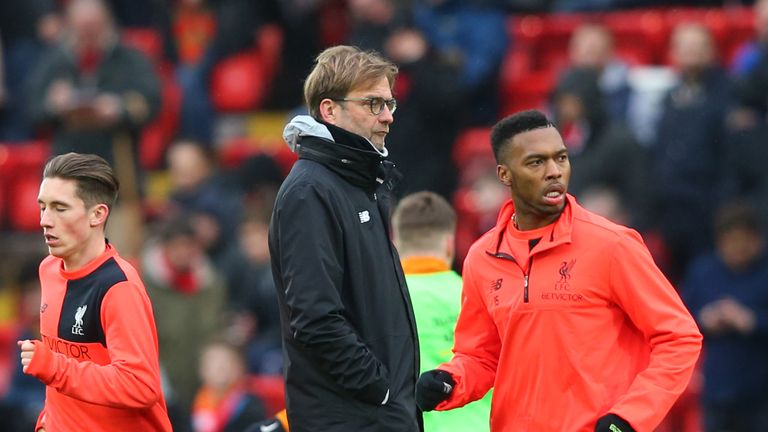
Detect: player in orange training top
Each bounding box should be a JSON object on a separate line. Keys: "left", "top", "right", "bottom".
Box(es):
{"left": 18, "top": 152, "right": 172, "bottom": 432}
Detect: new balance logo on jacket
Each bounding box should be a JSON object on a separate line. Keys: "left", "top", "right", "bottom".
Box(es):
{"left": 358, "top": 210, "right": 371, "bottom": 223}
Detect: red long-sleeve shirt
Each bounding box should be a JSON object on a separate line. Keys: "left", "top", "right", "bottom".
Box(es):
{"left": 438, "top": 196, "right": 702, "bottom": 431}
{"left": 27, "top": 244, "right": 172, "bottom": 431}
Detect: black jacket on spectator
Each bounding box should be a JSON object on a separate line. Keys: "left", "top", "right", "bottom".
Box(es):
{"left": 26, "top": 41, "right": 161, "bottom": 166}
{"left": 651, "top": 66, "right": 730, "bottom": 281}
{"left": 551, "top": 67, "right": 649, "bottom": 225}
{"left": 269, "top": 117, "right": 421, "bottom": 432}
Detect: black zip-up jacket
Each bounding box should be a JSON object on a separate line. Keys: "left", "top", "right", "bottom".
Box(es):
{"left": 269, "top": 117, "right": 421, "bottom": 431}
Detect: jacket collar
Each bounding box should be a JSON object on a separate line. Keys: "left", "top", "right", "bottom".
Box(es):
{"left": 485, "top": 195, "right": 578, "bottom": 258}
{"left": 283, "top": 115, "right": 399, "bottom": 191}
{"left": 401, "top": 256, "right": 451, "bottom": 275}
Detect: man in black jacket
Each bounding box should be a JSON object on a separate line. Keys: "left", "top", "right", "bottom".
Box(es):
{"left": 267, "top": 45, "right": 420, "bottom": 431}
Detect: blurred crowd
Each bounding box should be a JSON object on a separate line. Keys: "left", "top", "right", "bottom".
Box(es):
{"left": 1, "top": 0, "right": 768, "bottom": 431}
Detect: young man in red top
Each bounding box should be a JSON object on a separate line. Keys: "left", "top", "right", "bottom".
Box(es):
{"left": 415, "top": 110, "right": 702, "bottom": 432}
{"left": 18, "top": 152, "right": 172, "bottom": 431}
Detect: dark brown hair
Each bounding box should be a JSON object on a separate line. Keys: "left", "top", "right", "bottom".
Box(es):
{"left": 43, "top": 152, "right": 119, "bottom": 210}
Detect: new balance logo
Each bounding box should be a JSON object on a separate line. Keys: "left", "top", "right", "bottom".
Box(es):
{"left": 490, "top": 278, "right": 503, "bottom": 291}
{"left": 358, "top": 210, "right": 371, "bottom": 223}
{"left": 71, "top": 305, "right": 87, "bottom": 335}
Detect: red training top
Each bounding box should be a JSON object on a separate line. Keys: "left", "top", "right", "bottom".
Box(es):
{"left": 27, "top": 244, "right": 172, "bottom": 431}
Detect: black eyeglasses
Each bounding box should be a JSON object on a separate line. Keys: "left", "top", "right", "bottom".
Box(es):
{"left": 332, "top": 97, "right": 397, "bottom": 115}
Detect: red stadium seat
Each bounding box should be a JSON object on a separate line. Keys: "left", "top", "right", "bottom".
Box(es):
{"left": 210, "top": 52, "right": 267, "bottom": 112}
{"left": 0, "top": 182, "right": 5, "bottom": 228}
{"left": 605, "top": 9, "right": 667, "bottom": 65}
{"left": 247, "top": 374, "right": 285, "bottom": 416}
{"left": 452, "top": 128, "right": 492, "bottom": 168}
{"left": 501, "top": 71, "right": 555, "bottom": 117}
{"left": 319, "top": 0, "right": 348, "bottom": 47}
{"left": 0, "top": 141, "right": 50, "bottom": 231}
{"left": 256, "top": 24, "right": 284, "bottom": 81}
{"left": 8, "top": 175, "right": 44, "bottom": 232}
{"left": 139, "top": 76, "right": 182, "bottom": 169}
{"left": 121, "top": 28, "right": 164, "bottom": 66}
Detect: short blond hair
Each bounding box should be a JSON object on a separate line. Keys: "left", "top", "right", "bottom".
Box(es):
{"left": 304, "top": 45, "right": 398, "bottom": 119}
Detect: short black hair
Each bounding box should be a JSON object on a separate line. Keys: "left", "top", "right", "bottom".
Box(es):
{"left": 490, "top": 110, "right": 555, "bottom": 162}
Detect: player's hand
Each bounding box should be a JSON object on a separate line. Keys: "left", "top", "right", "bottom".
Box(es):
{"left": 595, "top": 413, "right": 636, "bottom": 432}
{"left": 18, "top": 339, "right": 37, "bottom": 373}
{"left": 415, "top": 369, "right": 454, "bottom": 411}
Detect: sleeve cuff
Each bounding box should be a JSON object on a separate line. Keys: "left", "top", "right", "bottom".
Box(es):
{"left": 26, "top": 339, "right": 55, "bottom": 383}
{"left": 355, "top": 378, "right": 390, "bottom": 405}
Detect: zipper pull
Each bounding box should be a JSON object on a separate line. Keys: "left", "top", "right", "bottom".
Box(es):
{"left": 523, "top": 274, "right": 529, "bottom": 303}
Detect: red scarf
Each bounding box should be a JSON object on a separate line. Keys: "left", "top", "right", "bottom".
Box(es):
{"left": 162, "top": 250, "right": 199, "bottom": 294}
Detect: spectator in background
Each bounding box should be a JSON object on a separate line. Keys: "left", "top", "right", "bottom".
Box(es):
{"left": 728, "top": 0, "right": 768, "bottom": 134}
{"left": 729, "top": 0, "right": 768, "bottom": 78}
{"left": 682, "top": 201, "right": 768, "bottom": 432}
{"left": 393, "top": 191, "right": 492, "bottom": 431}
{"left": 347, "top": 0, "right": 464, "bottom": 199}
{"left": 549, "top": 67, "right": 648, "bottom": 228}
{"left": 142, "top": 215, "right": 226, "bottom": 417}
{"left": 270, "top": 46, "right": 420, "bottom": 431}
{"left": 26, "top": 0, "right": 160, "bottom": 169}
{"left": 0, "top": 0, "right": 60, "bottom": 141}
{"left": 171, "top": 0, "right": 218, "bottom": 143}
{"left": 219, "top": 205, "right": 283, "bottom": 375}
{"left": 192, "top": 337, "right": 267, "bottom": 432}
{"left": 108, "top": 0, "right": 178, "bottom": 62}
{"left": 412, "top": 0, "right": 508, "bottom": 125}
{"left": 259, "top": 0, "right": 324, "bottom": 110}
{"left": 723, "top": 0, "right": 768, "bottom": 230}
{"left": 651, "top": 23, "right": 730, "bottom": 283}
{"left": 165, "top": 138, "right": 242, "bottom": 267}
{"left": 168, "top": 0, "right": 273, "bottom": 142}
{"left": 567, "top": 23, "right": 631, "bottom": 125}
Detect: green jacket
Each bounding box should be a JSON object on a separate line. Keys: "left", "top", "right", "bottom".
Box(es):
{"left": 404, "top": 257, "right": 492, "bottom": 432}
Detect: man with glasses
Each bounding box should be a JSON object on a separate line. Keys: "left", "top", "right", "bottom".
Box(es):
{"left": 268, "top": 46, "right": 420, "bottom": 431}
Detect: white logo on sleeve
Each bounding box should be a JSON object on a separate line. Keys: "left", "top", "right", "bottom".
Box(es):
{"left": 259, "top": 421, "right": 281, "bottom": 432}
{"left": 71, "top": 305, "right": 87, "bottom": 335}
{"left": 358, "top": 210, "right": 371, "bottom": 223}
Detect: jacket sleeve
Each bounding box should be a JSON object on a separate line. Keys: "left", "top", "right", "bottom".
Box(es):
{"left": 436, "top": 255, "right": 500, "bottom": 409}
{"left": 607, "top": 230, "right": 703, "bottom": 431}
{"left": 272, "top": 183, "right": 389, "bottom": 405}
{"left": 25, "top": 51, "right": 62, "bottom": 128}
{"left": 26, "top": 280, "right": 164, "bottom": 408}
{"left": 115, "top": 48, "right": 161, "bottom": 129}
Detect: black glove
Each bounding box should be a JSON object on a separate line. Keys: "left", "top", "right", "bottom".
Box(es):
{"left": 415, "top": 369, "right": 455, "bottom": 411}
{"left": 595, "top": 413, "right": 636, "bottom": 432}
{"left": 244, "top": 418, "right": 286, "bottom": 432}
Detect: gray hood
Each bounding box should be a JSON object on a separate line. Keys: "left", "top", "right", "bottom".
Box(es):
{"left": 283, "top": 115, "right": 388, "bottom": 157}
